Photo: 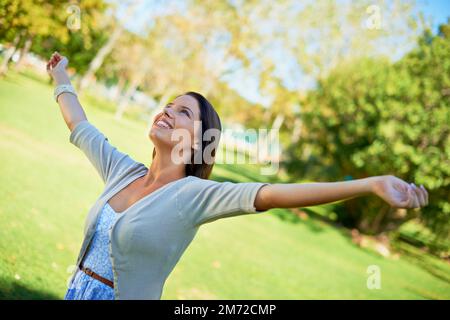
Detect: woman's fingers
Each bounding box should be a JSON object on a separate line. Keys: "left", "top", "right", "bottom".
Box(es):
{"left": 47, "top": 52, "right": 68, "bottom": 77}
{"left": 411, "top": 183, "right": 426, "bottom": 207}
{"left": 403, "top": 186, "right": 412, "bottom": 208}
{"left": 51, "top": 57, "right": 59, "bottom": 68}
{"left": 420, "top": 185, "right": 429, "bottom": 205}
{"left": 419, "top": 185, "right": 428, "bottom": 206}
{"left": 49, "top": 52, "right": 59, "bottom": 65}
{"left": 388, "top": 177, "right": 429, "bottom": 210}
{"left": 48, "top": 54, "right": 58, "bottom": 73}
{"left": 50, "top": 53, "right": 63, "bottom": 69}
{"left": 54, "top": 52, "right": 61, "bottom": 63}
{"left": 407, "top": 185, "right": 419, "bottom": 208}
{"left": 47, "top": 59, "right": 54, "bottom": 70}
{"left": 47, "top": 52, "right": 59, "bottom": 75}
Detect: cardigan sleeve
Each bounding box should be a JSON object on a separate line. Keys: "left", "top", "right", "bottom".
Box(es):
{"left": 176, "top": 177, "right": 270, "bottom": 227}
{"left": 69, "top": 120, "right": 139, "bottom": 184}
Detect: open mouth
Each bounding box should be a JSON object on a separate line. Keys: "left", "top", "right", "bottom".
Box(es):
{"left": 153, "top": 117, "right": 173, "bottom": 129}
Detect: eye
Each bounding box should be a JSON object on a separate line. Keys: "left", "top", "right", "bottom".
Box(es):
{"left": 181, "top": 110, "right": 190, "bottom": 117}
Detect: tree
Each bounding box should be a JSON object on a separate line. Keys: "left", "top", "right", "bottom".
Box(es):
{"left": 212, "top": 0, "right": 422, "bottom": 151}
{"left": 285, "top": 22, "right": 450, "bottom": 243}
{"left": 0, "top": 0, "right": 68, "bottom": 74}
{"left": 0, "top": 0, "right": 109, "bottom": 75}
{"left": 31, "top": 0, "right": 109, "bottom": 75}
{"left": 77, "top": 0, "right": 143, "bottom": 91}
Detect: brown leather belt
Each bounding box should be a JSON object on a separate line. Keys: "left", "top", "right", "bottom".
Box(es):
{"left": 80, "top": 264, "right": 114, "bottom": 289}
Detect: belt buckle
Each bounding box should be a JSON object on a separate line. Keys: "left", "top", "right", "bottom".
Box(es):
{"left": 84, "top": 267, "right": 94, "bottom": 277}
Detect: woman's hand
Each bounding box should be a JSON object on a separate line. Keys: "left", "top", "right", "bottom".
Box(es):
{"left": 372, "top": 175, "right": 429, "bottom": 209}
{"left": 46, "top": 52, "right": 70, "bottom": 84}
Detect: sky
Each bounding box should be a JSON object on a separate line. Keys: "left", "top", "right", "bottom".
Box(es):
{"left": 120, "top": 0, "right": 450, "bottom": 106}
{"left": 418, "top": 0, "right": 450, "bottom": 32}
{"left": 226, "top": 0, "right": 449, "bottom": 106}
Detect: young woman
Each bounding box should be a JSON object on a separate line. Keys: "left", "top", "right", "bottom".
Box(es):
{"left": 47, "top": 52, "right": 428, "bottom": 300}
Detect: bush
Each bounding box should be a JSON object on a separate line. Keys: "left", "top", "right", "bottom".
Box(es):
{"left": 286, "top": 23, "right": 450, "bottom": 247}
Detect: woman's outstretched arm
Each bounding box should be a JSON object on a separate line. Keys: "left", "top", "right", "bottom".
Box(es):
{"left": 47, "top": 52, "right": 87, "bottom": 131}
{"left": 254, "top": 175, "right": 429, "bottom": 211}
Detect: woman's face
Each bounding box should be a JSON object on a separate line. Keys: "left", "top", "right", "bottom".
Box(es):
{"left": 149, "top": 94, "right": 201, "bottom": 158}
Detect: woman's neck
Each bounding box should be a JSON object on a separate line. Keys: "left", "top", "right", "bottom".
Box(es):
{"left": 144, "top": 149, "right": 186, "bottom": 187}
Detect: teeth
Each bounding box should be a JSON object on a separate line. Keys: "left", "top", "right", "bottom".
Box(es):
{"left": 156, "top": 120, "right": 171, "bottom": 129}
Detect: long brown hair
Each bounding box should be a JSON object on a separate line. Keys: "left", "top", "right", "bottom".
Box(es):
{"left": 152, "top": 91, "right": 222, "bottom": 179}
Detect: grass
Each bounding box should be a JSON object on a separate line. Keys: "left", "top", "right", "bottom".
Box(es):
{"left": 0, "top": 70, "right": 449, "bottom": 299}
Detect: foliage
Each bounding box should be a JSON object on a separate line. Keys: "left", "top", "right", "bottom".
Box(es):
{"left": 286, "top": 23, "right": 450, "bottom": 245}
{"left": 0, "top": 0, "right": 109, "bottom": 74}
{"left": 0, "top": 0, "right": 67, "bottom": 43}
{"left": 29, "top": 0, "right": 110, "bottom": 74}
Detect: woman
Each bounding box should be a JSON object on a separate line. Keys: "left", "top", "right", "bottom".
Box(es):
{"left": 46, "top": 52, "right": 428, "bottom": 300}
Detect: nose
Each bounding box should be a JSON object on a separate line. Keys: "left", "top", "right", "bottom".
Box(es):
{"left": 164, "top": 107, "right": 175, "bottom": 119}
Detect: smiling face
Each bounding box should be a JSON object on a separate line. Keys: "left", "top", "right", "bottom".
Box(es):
{"left": 149, "top": 91, "right": 222, "bottom": 179}
{"left": 149, "top": 94, "right": 201, "bottom": 157}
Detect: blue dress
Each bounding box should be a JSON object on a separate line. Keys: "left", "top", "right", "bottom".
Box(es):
{"left": 65, "top": 202, "right": 119, "bottom": 300}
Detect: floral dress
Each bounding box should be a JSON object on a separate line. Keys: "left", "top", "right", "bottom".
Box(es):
{"left": 64, "top": 202, "right": 119, "bottom": 300}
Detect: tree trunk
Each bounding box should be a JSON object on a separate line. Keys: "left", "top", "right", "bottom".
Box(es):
{"left": 271, "top": 113, "right": 285, "bottom": 130}
{"left": 114, "top": 78, "right": 139, "bottom": 120}
{"left": 370, "top": 204, "right": 392, "bottom": 234}
{"left": 0, "top": 33, "right": 22, "bottom": 75}
{"left": 79, "top": 26, "right": 123, "bottom": 91}
{"left": 292, "top": 117, "right": 302, "bottom": 143}
{"left": 78, "top": 1, "right": 142, "bottom": 91}
{"left": 15, "top": 35, "right": 33, "bottom": 70}
{"left": 112, "top": 76, "right": 126, "bottom": 101}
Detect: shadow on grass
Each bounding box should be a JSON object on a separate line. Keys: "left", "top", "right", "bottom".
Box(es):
{"left": 392, "top": 243, "right": 450, "bottom": 285}
{"left": 404, "top": 286, "right": 444, "bottom": 300}
{"left": 1, "top": 70, "right": 47, "bottom": 86}
{"left": 18, "top": 70, "right": 49, "bottom": 84}
{"left": 270, "top": 208, "right": 327, "bottom": 233}
{"left": 0, "top": 278, "right": 60, "bottom": 300}
{"left": 0, "top": 73, "right": 22, "bottom": 85}
{"left": 336, "top": 228, "right": 450, "bottom": 287}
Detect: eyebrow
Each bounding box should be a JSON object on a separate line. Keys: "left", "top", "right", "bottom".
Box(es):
{"left": 167, "top": 102, "right": 194, "bottom": 117}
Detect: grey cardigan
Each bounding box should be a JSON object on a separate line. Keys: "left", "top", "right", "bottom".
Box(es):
{"left": 67, "top": 120, "right": 269, "bottom": 299}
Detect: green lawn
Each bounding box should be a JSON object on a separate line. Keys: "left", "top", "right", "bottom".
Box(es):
{"left": 0, "top": 71, "right": 449, "bottom": 299}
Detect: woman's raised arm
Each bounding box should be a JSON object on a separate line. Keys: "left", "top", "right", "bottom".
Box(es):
{"left": 47, "top": 52, "right": 87, "bottom": 131}
{"left": 254, "top": 175, "right": 429, "bottom": 211}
